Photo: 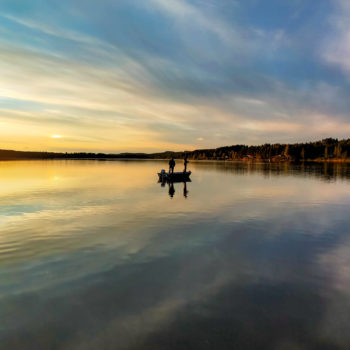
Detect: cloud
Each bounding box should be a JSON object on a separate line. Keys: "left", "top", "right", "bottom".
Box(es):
{"left": 145, "top": 0, "right": 240, "bottom": 46}
{"left": 1, "top": 13, "right": 106, "bottom": 46}
{"left": 0, "top": 0, "right": 350, "bottom": 151}
{"left": 322, "top": 0, "right": 350, "bottom": 74}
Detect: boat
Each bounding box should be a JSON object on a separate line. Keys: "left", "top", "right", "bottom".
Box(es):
{"left": 158, "top": 170, "right": 191, "bottom": 182}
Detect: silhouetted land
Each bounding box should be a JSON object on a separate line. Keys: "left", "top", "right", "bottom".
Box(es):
{"left": 1, "top": 138, "right": 350, "bottom": 162}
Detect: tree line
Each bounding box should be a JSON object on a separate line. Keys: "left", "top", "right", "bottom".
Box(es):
{"left": 0, "top": 149, "right": 149, "bottom": 160}
{"left": 0, "top": 138, "right": 349, "bottom": 162}
{"left": 151, "top": 138, "right": 350, "bottom": 162}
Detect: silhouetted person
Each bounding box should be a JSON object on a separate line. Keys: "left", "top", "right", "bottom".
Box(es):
{"left": 169, "top": 157, "right": 175, "bottom": 174}
{"left": 183, "top": 156, "right": 189, "bottom": 172}
{"left": 168, "top": 182, "right": 175, "bottom": 198}
{"left": 183, "top": 182, "right": 188, "bottom": 198}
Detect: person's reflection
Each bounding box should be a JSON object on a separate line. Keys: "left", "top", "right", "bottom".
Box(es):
{"left": 168, "top": 182, "right": 175, "bottom": 198}
{"left": 183, "top": 182, "right": 188, "bottom": 198}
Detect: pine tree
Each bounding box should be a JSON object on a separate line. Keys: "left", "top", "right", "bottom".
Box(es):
{"left": 336, "top": 144, "right": 342, "bottom": 158}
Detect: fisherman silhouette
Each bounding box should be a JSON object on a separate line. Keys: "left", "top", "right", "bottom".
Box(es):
{"left": 169, "top": 157, "right": 175, "bottom": 174}
{"left": 183, "top": 156, "right": 189, "bottom": 172}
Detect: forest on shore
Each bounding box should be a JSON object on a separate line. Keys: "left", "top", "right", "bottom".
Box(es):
{"left": 172, "top": 138, "right": 350, "bottom": 162}
{"left": 0, "top": 138, "right": 349, "bottom": 162}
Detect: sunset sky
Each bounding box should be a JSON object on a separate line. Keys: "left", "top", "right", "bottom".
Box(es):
{"left": 1, "top": 0, "right": 350, "bottom": 152}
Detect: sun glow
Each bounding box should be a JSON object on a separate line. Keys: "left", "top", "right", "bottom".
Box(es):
{"left": 51, "top": 135, "right": 62, "bottom": 139}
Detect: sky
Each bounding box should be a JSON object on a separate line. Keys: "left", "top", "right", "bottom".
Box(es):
{"left": 1, "top": 0, "right": 350, "bottom": 153}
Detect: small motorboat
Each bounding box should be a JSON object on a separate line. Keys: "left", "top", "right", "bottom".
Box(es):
{"left": 158, "top": 169, "right": 191, "bottom": 182}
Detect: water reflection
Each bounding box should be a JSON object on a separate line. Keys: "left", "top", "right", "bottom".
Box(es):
{"left": 194, "top": 160, "right": 350, "bottom": 183}
{"left": 158, "top": 176, "right": 191, "bottom": 199}
{"left": 164, "top": 181, "right": 190, "bottom": 199}
{"left": 168, "top": 182, "right": 175, "bottom": 198}
{"left": 1, "top": 160, "right": 350, "bottom": 349}
{"left": 183, "top": 182, "right": 188, "bottom": 198}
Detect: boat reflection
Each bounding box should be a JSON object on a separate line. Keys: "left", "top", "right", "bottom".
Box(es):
{"left": 158, "top": 178, "right": 191, "bottom": 198}
{"left": 183, "top": 182, "right": 188, "bottom": 198}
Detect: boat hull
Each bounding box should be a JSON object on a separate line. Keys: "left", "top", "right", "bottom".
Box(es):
{"left": 158, "top": 171, "right": 191, "bottom": 182}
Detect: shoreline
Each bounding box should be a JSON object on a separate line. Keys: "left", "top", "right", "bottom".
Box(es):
{"left": 1, "top": 157, "right": 350, "bottom": 163}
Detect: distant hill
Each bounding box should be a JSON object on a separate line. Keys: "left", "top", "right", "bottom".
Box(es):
{"left": 1, "top": 138, "right": 350, "bottom": 162}
{"left": 0, "top": 149, "right": 151, "bottom": 160}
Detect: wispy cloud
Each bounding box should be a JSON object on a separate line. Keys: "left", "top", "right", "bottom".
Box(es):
{"left": 322, "top": 0, "right": 350, "bottom": 74}
{"left": 0, "top": 0, "right": 349, "bottom": 151}
{"left": 146, "top": 0, "right": 239, "bottom": 45}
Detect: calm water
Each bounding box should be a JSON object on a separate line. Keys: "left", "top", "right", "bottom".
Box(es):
{"left": 1, "top": 160, "right": 350, "bottom": 349}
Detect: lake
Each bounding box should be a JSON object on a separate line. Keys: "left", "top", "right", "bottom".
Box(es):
{"left": 1, "top": 160, "right": 350, "bottom": 349}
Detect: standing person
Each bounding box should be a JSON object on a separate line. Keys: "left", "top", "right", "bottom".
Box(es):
{"left": 169, "top": 157, "right": 175, "bottom": 174}
{"left": 183, "top": 155, "right": 189, "bottom": 172}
